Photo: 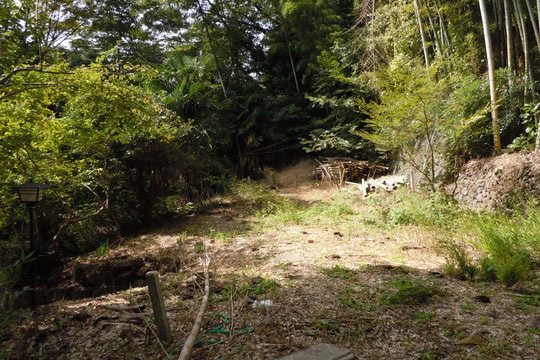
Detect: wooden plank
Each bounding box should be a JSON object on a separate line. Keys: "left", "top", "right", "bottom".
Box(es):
{"left": 145, "top": 271, "right": 172, "bottom": 344}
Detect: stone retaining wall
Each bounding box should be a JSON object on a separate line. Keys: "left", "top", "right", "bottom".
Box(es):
{"left": 449, "top": 152, "right": 540, "bottom": 208}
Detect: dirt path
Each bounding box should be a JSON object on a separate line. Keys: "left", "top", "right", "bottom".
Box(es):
{"left": 3, "top": 183, "right": 539, "bottom": 360}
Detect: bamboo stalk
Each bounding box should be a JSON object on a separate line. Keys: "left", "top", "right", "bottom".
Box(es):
{"left": 414, "top": 0, "right": 431, "bottom": 67}
{"left": 479, "top": 0, "right": 503, "bottom": 153}
{"left": 178, "top": 255, "right": 210, "bottom": 360}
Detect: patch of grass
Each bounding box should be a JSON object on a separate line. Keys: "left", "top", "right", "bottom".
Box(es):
{"left": 512, "top": 285, "right": 540, "bottom": 308}
{"left": 467, "top": 203, "right": 539, "bottom": 286}
{"left": 213, "top": 278, "right": 279, "bottom": 302}
{"left": 461, "top": 299, "right": 477, "bottom": 311}
{"left": 366, "top": 190, "right": 459, "bottom": 230}
{"left": 195, "top": 241, "right": 205, "bottom": 253}
{"left": 278, "top": 262, "right": 293, "bottom": 270}
{"left": 411, "top": 311, "right": 434, "bottom": 323}
{"left": 167, "top": 273, "right": 187, "bottom": 288}
{"left": 95, "top": 240, "right": 109, "bottom": 256}
{"left": 339, "top": 286, "right": 368, "bottom": 310}
{"left": 442, "top": 240, "right": 477, "bottom": 280}
{"left": 379, "top": 276, "right": 440, "bottom": 304}
{"left": 182, "top": 223, "right": 203, "bottom": 235}
{"left": 313, "top": 319, "right": 341, "bottom": 334}
{"left": 230, "top": 180, "right": 355, "bottom": 225}
{"left": 321, "top": 265, "right": 356, "bottom": 281}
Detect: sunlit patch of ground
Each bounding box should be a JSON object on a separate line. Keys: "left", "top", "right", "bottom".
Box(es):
{"left": 3, "top": 182, "right": 539, "bottom": 360}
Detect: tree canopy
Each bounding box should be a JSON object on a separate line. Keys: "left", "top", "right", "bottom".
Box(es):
{"left": 1, "top": 0, "right": 540, "bottom": 284}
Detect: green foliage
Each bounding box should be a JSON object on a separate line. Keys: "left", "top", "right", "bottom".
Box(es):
{"left": 321, "top": 265, "right": 356, "bottom": 281}
{"left": 442, "top": 241, "right": 477, "bottom": 280}
{"left": 357, "top": 57, "right": 451, "bottom": 186}
{"left": 148, "top": 52, "right": 217, "bottom": 121}
{"left": 468, "top": 202, "right": 539, "bottom": 286}
{"left": 213, "top": 278, "right": 279, "bottom": 302}
{"left": 379, "top": 276, "right": 440, "bottom": 305}
{"left": 513, "top": 289, "right": 540, "bottom": 307}
{"left": 95, "top": 240, "right": 109, "bottom": 257}
{"left": 195, "top": 241, "right": 205, "bottom": 254}
{"left": 339, "top": 286, "right": 369, "bottom": 310}
{"left": 438, "top": 201, "right": 540, "bottom": 285}
{"left": 367, "top": 190, "right": 459, "bottom": 229}
{"left": 509, "top": 102, "right": 540, "bottom": 151}
{"left": 230, "top": 180, "right": 356, "bottom": 225}
{"left": 369, "top": 191, "right": 538, "bottom": 286}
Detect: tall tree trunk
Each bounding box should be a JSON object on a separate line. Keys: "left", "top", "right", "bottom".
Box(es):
{"left": 537, "top": 0, "right": 540, "bottom": 32}
{"left": 504, "top": 0, "right": 516, "bottom": 79}
{"left": 414, "top": 0, "right": 430, "bottom": 67}
{"left": 434, "top": 0, "right": 451, "bottom": 51}
{"left": 525, "top": 0, "right": 540, "bottom": 53}
{"left": 497, "top": 0, "right": 508, "bottom": 66}
{"left": 479, "top": 0, "right": 503, "bottom": 153}
{"left": 514, "top": 0, "right": 534, "bottom": 90}
{"left": 423, "top": 0, "right": 443, "bottom": 56}
{"left": 195, "top": 0, "right": 227, "bottom": 98}
{"left": 284, "top": 33, "right": 300, "bottom": 93}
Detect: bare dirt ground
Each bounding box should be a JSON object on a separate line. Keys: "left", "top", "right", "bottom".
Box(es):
{"left": 2, "top": 174, "right": 539, "bottom": 359}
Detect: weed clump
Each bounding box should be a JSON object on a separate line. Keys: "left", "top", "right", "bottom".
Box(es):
{"left": 442, "top": 241, "right": 477, "bottom": 280}
{"left": 466, "top": 200, "right": 539, "bottom": 286}
{"left": 366, "top": 190, "right": 459, "bottom": 229}
{"left": 321, "top": 265, "right": 356, "bottom": 281}
{"left": 379, "top": 276, "right": 440, "bottom": 304}
{"left": 213, "top": 278, "right": 279, "bottom": 302}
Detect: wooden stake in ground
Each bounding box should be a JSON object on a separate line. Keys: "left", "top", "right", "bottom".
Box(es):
{"left": 146, "top": 271, "right": 172, "bottom": 344}
{"left": 179, "top": 255, "right": 211, "bottom": 360}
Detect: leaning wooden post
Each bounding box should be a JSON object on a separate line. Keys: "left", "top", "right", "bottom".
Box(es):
{"left": 146, "top": 271, "right": 172, "bottom": 344}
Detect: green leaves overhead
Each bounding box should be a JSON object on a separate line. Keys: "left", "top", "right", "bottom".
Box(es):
{"left": 0, "top": 60, "right": 190, "bottom": 229}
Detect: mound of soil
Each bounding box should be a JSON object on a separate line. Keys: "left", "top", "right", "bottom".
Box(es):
{"left": 265, "top": 159, "right": 316, "bottom": 187}
{"left": 449, "top": 151, "right": 540, "bottom": 208}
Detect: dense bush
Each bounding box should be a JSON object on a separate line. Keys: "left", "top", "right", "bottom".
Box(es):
{"left": 0, "top": 61, "right": 230, "bottom": 297}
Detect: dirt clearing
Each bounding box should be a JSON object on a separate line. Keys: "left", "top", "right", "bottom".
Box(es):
{"left": 2, "top": 181, "right": 539, "bottom": 360}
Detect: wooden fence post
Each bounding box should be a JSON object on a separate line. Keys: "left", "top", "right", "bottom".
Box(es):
{"left": 145, "top": 271, "right": 172, "bottom": 343}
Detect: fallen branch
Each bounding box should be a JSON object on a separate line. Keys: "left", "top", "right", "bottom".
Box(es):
{"left": 178, "top": 254, "right": 211, "bottom": 360}
{"left": 51, "top": 184, "right": 109, "bottom": 248}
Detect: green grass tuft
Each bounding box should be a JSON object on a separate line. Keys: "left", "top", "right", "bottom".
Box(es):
{"left": 379, "top": 276, "right": 440, "bottom": 304}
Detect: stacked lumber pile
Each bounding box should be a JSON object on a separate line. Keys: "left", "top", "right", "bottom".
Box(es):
{"left": 315, "top": 157, "right": 388, "bottom": 186}
{"left": 346, "top": 175, "right": 409, "bottom": 197}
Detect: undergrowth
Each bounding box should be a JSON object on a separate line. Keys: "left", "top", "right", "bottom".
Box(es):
{"left": 230, "top": 180, "right": 539, "bottom": 286}
{"left": 229, "top": 180, "right": 354, "bottom": 224}
{"left": 321, "top": 265, "right": 357, "bottom": 281}
{"left": 366, "top": 190, "right": 539, "bottom": 286}
{"left": 213, "top": 277, "right": 279, "bottom": 302}
{"left": 378, "top": 276, "right": 441, "bottom": 304}
{"left": 366, "top": 189, "right": 459, "bottom": 229}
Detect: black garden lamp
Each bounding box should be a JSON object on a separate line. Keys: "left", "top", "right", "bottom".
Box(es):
{"left": 15, "top": 181, "right": 50, "bottom": 310}
{"left": 16, "top": 182, "right": 50, "bottom": 204}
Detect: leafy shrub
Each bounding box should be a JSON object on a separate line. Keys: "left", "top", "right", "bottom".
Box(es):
{"left": 469, "top": 202, "right": 539, "bottom": 285}
{"left": 477, "top": 257, "right": 497, "bottom": 282}
{"left": 442, "top": 240, "right": 477, "bottom": 280}
{"left": 440, "top": 200, "right": 539, "bottom": 285}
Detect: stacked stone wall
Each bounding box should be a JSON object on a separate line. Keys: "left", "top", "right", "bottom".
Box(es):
{"left": 449, "top": 152, "right": 540, "bottom": 208}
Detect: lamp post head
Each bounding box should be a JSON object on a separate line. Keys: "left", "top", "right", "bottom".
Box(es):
{"left": 15, "top": 182, "right": 50, "bottom": 204}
